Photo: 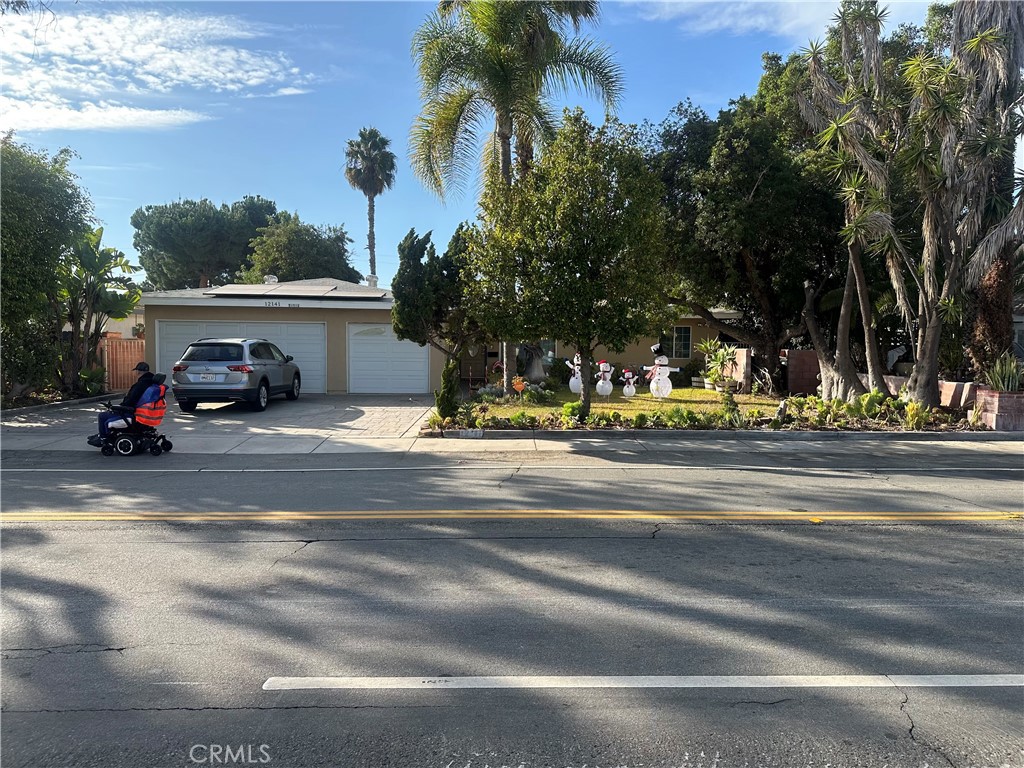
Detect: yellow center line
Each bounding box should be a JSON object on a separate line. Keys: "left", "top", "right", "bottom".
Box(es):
{"left": 0, "top": 509, "right": 1019, "bottom": 522}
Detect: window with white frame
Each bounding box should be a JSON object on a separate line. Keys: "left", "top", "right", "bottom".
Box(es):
{"left": 659, "top": 326, "right": 691, "bottom": 359}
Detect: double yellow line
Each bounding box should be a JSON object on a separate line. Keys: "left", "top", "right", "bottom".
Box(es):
{"left": 1, "top": 509, "right": 1020, "bottom": 523}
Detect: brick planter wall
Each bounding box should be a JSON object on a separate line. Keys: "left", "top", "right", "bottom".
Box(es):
{"left": 784, "top": 350, "right": 820, "bottom": 395}
{"left": 970, "top": 388, "right": 1024, "bottom": 431}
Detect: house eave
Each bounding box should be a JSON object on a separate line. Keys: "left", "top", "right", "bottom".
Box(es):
{"left": 142, "top": 297, "right": 394, "bottom": 310}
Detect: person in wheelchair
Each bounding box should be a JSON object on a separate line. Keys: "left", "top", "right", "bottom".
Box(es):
{"left": 88, "top": 362, "right": 154, "bottom": 445}
{"left": 88, "top": 372, "right": 172, "bottom": 456}
{"left": 87, "top": 362, "right": 157, "bottom": 447}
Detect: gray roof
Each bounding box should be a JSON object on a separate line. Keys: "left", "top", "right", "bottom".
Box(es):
{"left": 143, "top": 278, "right": 391, "bottom": 301}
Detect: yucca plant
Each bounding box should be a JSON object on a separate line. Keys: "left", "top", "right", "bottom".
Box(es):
{"left": 984, "top": 351, "right": 1023, "bottom": 391}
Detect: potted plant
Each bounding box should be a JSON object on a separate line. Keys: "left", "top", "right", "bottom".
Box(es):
{"left": 971, "top": 351, "right": 1024, "bottom": 430}
{"left": 132, "top": 323, "right": 145, "bottom": 340}
{"left": 710, "top": 345, "right": 739, "bottom": 392}
{"left": 695, "top": 337, "right": 721, "bottom": 388}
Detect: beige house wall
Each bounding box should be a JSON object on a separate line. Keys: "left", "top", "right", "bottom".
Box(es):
{"left": 552, "top": 322, "right": 720, "bottom": 371}
{"left": 144, "top": 304, "right": 445, "bottom": 394}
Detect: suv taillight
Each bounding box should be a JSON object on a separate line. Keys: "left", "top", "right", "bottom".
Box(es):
{"left": 173, "top": 364, "right": 188, "bottom": 372}
{"left": 227, "top": 365, "right": 254, "bottom": 373}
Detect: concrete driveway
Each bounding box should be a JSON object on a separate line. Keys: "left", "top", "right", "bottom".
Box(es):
{"left": 0, "top": 395, "right": 434, "bottom": 455}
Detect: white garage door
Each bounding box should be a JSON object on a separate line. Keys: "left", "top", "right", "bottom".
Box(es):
{"left": 156, "top": 320, "right": 327, "bottom": 393}
{"left": 348, "top": 323, "right": 429, "bottom": 394}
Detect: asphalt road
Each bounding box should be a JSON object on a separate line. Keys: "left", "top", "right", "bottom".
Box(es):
{"left": 2, "top": 442, "right": 1022, "bottom": 768}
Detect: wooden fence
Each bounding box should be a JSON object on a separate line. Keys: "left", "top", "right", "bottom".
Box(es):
{"left": 99, "top": 336, "right": 146, "bottom": 391}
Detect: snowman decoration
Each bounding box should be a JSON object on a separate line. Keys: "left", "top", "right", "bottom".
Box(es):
{"left": 566, "top": 353, "right": 583, "bottom": 395}
{"left": 619, "top": 368, "right": 638, "bottom": 398}
{"left": 595, "top": 360, "right": 615, "bottom": 398}
{"left": 643, "top": 344, "right": 680, "bottom": 399}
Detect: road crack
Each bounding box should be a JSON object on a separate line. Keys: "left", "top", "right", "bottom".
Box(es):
{"left": 651, "top": 523, "right": 661, "bottom": 539}
{"left": 496, "top": 466, "right": 521, "bottom": 490}
{"left": 1, "top": 644, "right": 126, "bottom": 660}
{"left": 730, "top": 698, "right": 793, "bottom": 707}
{"left": 888, "top": 677, "right": 956, "bottom": 768}
{"left": 270, "top": 540, "right": 314, "bottom": 568}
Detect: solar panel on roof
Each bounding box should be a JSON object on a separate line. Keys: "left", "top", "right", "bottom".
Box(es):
{"left": 204, "top": 284, "right": 277, "bottom": 295}
{"left": 267, "top": 285, "right": 337, "bottom": 297}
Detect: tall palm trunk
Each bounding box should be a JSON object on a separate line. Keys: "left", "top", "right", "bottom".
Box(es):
{"left": 367, "top": 194, "right": 377, "bottom": 279}
{"left": 498, "top": 115, "right": 516, "bottom": 393}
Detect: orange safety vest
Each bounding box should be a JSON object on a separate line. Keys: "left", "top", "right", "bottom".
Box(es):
{"left": 134, "top": 384, "right": 167, "bottom": 426}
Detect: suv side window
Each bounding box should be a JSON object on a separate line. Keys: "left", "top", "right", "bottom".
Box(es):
{"left": 249, "top": 343, "right": 271, "bottom": 361}
{"left": 268, "top": 344, "right": 287, "bottom": 362}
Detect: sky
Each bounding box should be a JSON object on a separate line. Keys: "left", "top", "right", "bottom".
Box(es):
{"left": 3, "top": 0, "right": 1019, "bottom": 289}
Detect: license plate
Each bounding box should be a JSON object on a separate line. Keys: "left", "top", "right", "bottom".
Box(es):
{"left": 200, "top": 373, "right": 216, "bottom": 382}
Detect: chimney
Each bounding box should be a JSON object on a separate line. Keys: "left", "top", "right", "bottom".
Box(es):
{"left": 367, "top": 275, "right": 379, "bottom": 289}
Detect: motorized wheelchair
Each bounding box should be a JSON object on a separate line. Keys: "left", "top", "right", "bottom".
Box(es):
{"left": 93, "top": 373, "right": 174, "bottom": 457}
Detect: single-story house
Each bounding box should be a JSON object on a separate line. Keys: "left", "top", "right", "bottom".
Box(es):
{"left": 141, "top": 278, "right": 447, "bottom": 394}
{"left": 142, "top": 277, "right": 744, "bottom": 393}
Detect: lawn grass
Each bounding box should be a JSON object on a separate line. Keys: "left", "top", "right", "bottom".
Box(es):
{"left": 480, "top": 385, "right": 780, "bottom": 418}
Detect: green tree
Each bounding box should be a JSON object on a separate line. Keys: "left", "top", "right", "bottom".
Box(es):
{"left": 804, "top": 0, "right": 1023, "bottom": 405}
{"left": 0, "top": 135, "right": 91, "bottom": 398}
{"left": 392, "top": 225, "right": 481, "bottom": 419}
{"left": 51, "top": 227, "right": 140, "bottom": 394}
{"left": 468, "top": 110, "right": 670, "bottom": 419}
{"left": 344, "top": 127, "right": 397, "bottom": 283}
{"left": 239, "top": 212, "right": 361, "bottom": 284}
{"left": 130, "top": 196, "right": 277, "bottom": 289}
{"left": 411, "top": 0, "right": 622, "bottom": 392}
{"left": 649, "top": 99, "right": 843, "bottom": 382}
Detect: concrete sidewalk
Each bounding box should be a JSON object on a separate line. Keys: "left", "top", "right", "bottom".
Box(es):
{"left": 2, "top": 394, "right": 1021, "bottom": 456}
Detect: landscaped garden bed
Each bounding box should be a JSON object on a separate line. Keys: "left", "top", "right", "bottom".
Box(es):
{"left": 425, "top": 386, "right": 982, "bottom": 434}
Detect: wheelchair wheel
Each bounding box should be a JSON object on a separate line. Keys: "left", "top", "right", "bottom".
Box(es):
{"left": 160, "top": 439, "right": 173, "bottom": 452}
{"left": 101, "top": 444, "right": 115, "bottom": 457}
{"left": 149, "top": 444, "right": 163, "bottom": 456}
{"left": 114, "top": 436, "right": 136, "bottom": 456}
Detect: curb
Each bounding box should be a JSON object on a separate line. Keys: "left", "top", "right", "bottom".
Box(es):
{"left": 437, "top": 428, "right": 1021, "bottom": 442}
{"left": 1, "top": 393, "right": 125, "bottom": 416}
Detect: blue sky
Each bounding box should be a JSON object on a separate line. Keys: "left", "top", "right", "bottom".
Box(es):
{"left": 5, "top": 0, "right": 1008, "bottom": 289}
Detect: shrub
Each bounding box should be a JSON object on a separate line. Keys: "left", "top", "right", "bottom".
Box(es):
{"left": 78, "top": 366, "right": 106, "bottom": 396}
{"left": 521, "top": 383, "right": 554, "bottom": 404}
{"left": 902, "top": 401, "right": 929, "bottom": 430}
{"left": 510, "top": 410, "right": 538, "bottom": 429}
{"left": 561, "top": 400, "right": 583, "bottom": 427}
{"left": 985, "top": 351, "right": 1023, "bottom": 391}
{"left": 632, "top": 412, "right": 649, "bottom": 429}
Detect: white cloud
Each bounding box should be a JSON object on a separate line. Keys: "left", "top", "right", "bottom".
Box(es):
{"left": 632, "top": 0, "right": 931, "bottom": 43}
{"left": 241, "top": 86, "right": 313, "bottom": 99}
{"left": 0, "top": 98, "right": 213, "bottom": 132}
{"left": 0, "top": 9, "right": 313, "bottom": 133}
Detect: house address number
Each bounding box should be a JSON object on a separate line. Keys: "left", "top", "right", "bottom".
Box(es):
{"left": 264, "top": 301, "right": 301, "bottom": 308}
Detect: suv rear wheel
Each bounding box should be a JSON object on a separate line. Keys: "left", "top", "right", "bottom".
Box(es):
{"left": 251, "top": 381, "right": 269, "bottom": 412}
{"left": 178, "top": 401, "right": 198, "bottom": 413}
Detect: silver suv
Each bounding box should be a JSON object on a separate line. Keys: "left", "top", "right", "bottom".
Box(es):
{"left": 171, "top": 338, "right": 301, "bottom": 412}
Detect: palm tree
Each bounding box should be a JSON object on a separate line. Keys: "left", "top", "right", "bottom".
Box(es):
{"left": 345, "top": 127, "right": 397, "bottom": 284}
{"left": 411, "top": 0, "right": 621, "bottom": 199}
{"left": 411, "top": 0, "right": 621, "bottom": 391}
